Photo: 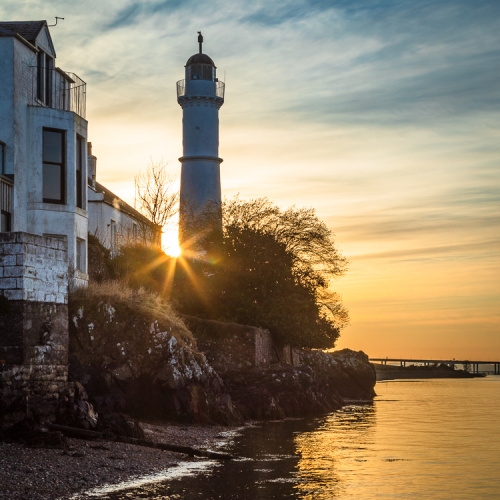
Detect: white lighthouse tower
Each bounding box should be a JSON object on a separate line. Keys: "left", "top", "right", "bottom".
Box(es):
{"left": 177, "top": 32, "right": 225, "bottom": 249}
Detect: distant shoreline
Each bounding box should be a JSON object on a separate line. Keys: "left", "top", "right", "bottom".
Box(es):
{"left": 372, "top": 363, "right": 481, "bottom": 381}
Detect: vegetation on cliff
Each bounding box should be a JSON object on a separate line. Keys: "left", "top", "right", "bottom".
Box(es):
{"left": 88, "top": 196, "right": 348, "bottom": 349}
{"left": 176, "top": 197, "right": 349, "bottom": 349}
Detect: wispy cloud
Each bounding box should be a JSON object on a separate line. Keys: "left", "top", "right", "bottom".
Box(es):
{"left": 1, "top": 0, "right": 499, "bottom": 357}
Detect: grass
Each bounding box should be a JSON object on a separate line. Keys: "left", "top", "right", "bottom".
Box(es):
{"left": 70, "top": 280, "right": 194, "bottom": 344}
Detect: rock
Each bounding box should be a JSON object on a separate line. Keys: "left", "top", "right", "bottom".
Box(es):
{"left": 68, "top": 292, "right": 239, "bottom": 425}
{"left": 97, "top": 412, "right": 145, "bottom": 440}
{"left": 213, "top": 349, "right": 376, "bottom": 420}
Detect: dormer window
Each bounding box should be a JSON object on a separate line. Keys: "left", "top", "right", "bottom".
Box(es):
{"left": 37, "top": 50, "right": 53, "bottom": 105}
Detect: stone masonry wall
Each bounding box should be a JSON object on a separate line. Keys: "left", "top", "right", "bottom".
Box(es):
{"left": 182, "top": 315, "right": 301, "bottom": 374}
{"left": 0, "top": 232, "right": 70, "bottom": 428}
{"left": 0, "top": 232, "right": 68, "bottom": 303}
{"left": 182, "top": 315, "right": 276, "bottom": 374}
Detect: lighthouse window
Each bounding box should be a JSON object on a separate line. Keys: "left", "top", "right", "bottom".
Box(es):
{"left": 189, "top": 64, "right": 214, "bottom": 81}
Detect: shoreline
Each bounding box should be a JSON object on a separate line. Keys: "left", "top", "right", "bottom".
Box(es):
{"left": 372, "top": 363, "right": 481, "bottom": 381}
{"left": 0, "top": 421, "right": 242, "bottom": 500}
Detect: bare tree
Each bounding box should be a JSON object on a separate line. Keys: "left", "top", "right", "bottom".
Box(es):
{"left": 135, "top": 160, "right": 179, "bottom": 228}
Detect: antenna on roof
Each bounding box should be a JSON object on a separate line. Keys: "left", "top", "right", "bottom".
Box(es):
{"left": 197, "top": 31, "right": 203, "bottom": 54}
{"left": 48, "top": 17, "right": 65, "bottom": 27}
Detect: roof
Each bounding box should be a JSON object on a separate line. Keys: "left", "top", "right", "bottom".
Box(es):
{"left": 91, "top": 181, "right": 161, "bottom": 229}
{"left": 186, "top": 53, "right": 215, "bottom": 67}
{"left": 0, "top": 21, "right": 46, "bottom": 42}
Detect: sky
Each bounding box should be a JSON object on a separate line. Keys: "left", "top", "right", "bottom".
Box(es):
{"left": 2, "top": 0, "right": 499, "bottom": 359}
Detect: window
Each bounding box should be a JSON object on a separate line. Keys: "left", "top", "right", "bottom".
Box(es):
{"left": 0, "top": 141, "right": 5, "bottom": 175}
{"left": 76, "top": 238, "right": 86, "bottom": 272}
{"left": 37, "top": 51, "right": 44, "bottom": 101}
{"left": 37, "top": 50, "right": 53, "bottom": 105}
{"left": 43, "top": 128, "right": 65, "bottom": 203}
{"left": 1, "top": 211, "right": 11, "bottom": 232}
{"left": 132, "top": 223, "right": 138, "bottom": 240}
{"left": 189, "top": 64, "right": 215, "bottom": 81}
{"left": 110, "top": 220, "right": 117, "bottom": 252}
{"left": 76, "top": 135, "right": 84, "bottom": 209}
{"left": 45, "top": 55, "right": 53, "bottom": 105}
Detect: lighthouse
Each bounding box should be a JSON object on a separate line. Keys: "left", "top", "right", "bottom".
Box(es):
{"left": 177, "top": 32, "right": 225, "bottom": 250}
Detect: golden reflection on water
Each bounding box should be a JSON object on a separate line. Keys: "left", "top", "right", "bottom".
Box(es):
{"left": 294, "top": 405, "right": 376, "bottom": 498}
{"left": 293, "top": 378, "right": 500, "bottom": 499}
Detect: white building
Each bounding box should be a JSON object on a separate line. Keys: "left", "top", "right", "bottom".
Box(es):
{"left": 87, "top": 144, "right": 161, "bottom": 254}
{"left": 0, "top": 20, "right": 160, "bottom": 272}
{"left": 0, "top": 20, "right": 88, "bottom": 282}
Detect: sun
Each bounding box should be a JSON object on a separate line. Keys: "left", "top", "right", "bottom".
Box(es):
{"left": 162, "top": 226, "right": 182, "bottom": 257}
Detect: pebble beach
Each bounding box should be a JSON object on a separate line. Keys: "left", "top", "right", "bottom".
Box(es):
{"left": 0, "top": 422, "right": 236, "bottom": 500}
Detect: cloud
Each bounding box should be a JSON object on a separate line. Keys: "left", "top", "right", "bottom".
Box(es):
{"left": 1, "top": 0, "right": 499, "bottom": 357}
{"left": 353, "top": 238, "right": 500, "bottom": 261}
{"left": 105, "top": 0, "right": 191, "bottom": 29}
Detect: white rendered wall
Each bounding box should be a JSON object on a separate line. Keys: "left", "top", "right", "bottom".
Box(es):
{"left": 0, "top": 32, "right": 88, "bottom": 282}
{"left": 88, "top": 188, "right": 157, "bottom": 250}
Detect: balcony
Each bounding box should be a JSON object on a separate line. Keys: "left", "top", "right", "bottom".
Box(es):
{"left": 30, "top": 67, "right": 86, "bottom": 119}
{"left": 177, "top": 79, "right": 225, "bottom": 100}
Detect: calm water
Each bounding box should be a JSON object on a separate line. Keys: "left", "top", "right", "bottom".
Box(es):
{"left": 89, "top": 377, "right": 500, "bottom": 499}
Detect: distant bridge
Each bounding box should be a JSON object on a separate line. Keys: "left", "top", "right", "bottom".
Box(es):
{"left": 369, "top": 358, "right": 500, "bottom": 375}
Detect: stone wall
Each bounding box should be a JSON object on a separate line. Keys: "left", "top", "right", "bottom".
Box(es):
{"left": 0, "top": 232, "right": 68, "bottom": 303}
{"left": 182, "top": 316, "right": 276, "bottom": 374}
{"left": 0, "top": 232, "right": 70, "bottom": 428}
{"left": 182, "top": 315, "right": 301, "bottom": 374}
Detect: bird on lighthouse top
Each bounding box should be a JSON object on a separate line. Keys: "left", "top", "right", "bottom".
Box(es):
{"left": 184, "top": 31, "right": 215, "bottom": 67}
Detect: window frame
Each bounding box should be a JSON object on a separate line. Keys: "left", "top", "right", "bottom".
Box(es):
{"left": 42, "top": 128, "right": 66, "bottom": 204}
{"left": 76, "top": 135, "right": 84, "bottom": 209}
{"left": 45, "top": 54, "right": 53, "bottom": 106}
{"left": 0, "top": 141, "right": 5, "bottom": 175}
{"left": 76, "top": 237, "right": 86, "bottom": 273}
{"left": 37, "top": 50, "right": 53, "bottom": 106}
{"left": 1, "top": 210, "right": 11, "bottom": 232}
{"left": 110, "top": 220, "right": 117, "bottom": 249}
{"left": 37, "top": 50, "right": 44, "bottom": 102}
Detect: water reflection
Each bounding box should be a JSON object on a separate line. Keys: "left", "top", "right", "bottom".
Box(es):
{"left": 95, "top": 420, "right": 316, "bottom": 499}
{"left": 81, "top": 379, "right": 500, "bottom": 499}
{"left": 294, "top": 405, "right": 376, "bottom": 499}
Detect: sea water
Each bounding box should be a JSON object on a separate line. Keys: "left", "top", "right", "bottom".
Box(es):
{"left": 93, "top": 377, "right": 500, "bottom": 499}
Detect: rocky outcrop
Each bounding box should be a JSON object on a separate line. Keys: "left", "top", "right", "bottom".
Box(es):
{"left": 304, "top": 349, "right": 377, "bottom": 400}
{"left": 185, "top": 317, "right": 376, "bottom": 419}
{"left": 220, "top": 349, "right": 375, "bottom": 420}
{"left": 68, "top": 287, "right": 239, "bottom": 424}
{"left": 67, "top": 286, "right": 375, "bottom": 426}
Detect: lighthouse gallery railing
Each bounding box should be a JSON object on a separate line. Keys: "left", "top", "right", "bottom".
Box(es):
{"left": 176, "top": 79, "right": 225, "bottom": 99}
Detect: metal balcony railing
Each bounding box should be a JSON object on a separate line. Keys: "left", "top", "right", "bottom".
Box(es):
{"left": 30, "top": 67, "right": 87, "bottom": 119}
{"left": 176, "top": 79, "right": 225, "bottom": 99}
